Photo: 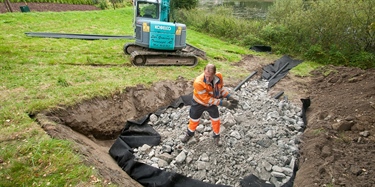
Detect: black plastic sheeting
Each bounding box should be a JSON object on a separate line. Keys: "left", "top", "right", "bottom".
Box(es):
{"left": 109, "top": 94, "right": 229, "bottom": 187}
{"left": 261, "top": 55, "right": 303, "bottom": 89}
{"left": 300, "top": 97, "right": 311, "bottom": 127}
{"left": 234, "top": 71, "right": 257, "bottom": 91}
{"left": 108, "top": 91, "right": 312, "bottom": 187}
{"left": 25, "top": 32, "right": 134, "bottom": 40}
{"left": 249, "top": 45, "right": 272, "bottom": 52}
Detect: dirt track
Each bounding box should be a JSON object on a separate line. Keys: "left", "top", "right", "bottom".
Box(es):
{"left": 5, "top": 3, "right": 375, "bottom": 187}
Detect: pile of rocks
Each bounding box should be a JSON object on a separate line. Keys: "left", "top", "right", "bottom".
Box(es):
{"left": 133, "top": 80, "right": 304, "bottom": 187}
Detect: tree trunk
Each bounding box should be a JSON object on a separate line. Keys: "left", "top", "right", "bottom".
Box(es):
{"left": 4, "top": 0, "right": 14, "bottom": 12}
{"left": 111, "top": 0, "right": 116, "bottom": 10}
{"left": 3, "top": 1, "right": 9, "bottom": 12}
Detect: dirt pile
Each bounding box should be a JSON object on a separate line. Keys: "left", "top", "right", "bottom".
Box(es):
{"left": 294, "top": 66, "right": 375, "bottom": 187}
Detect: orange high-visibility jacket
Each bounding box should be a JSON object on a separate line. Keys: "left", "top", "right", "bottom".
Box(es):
{"left": 192, "top": 72, "right": 229, "bottom": 106}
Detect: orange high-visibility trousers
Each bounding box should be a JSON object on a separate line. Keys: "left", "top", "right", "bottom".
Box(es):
{"left": 211, "top": 117, "right": 220, "bottom": 135}
{"left": 188, "top": 117, "right": 221, "bottom": 135}
{"left": 188, "top": 118, "right": 200, "bottom": 133}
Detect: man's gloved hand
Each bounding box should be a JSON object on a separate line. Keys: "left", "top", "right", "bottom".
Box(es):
{"left": 221, "top": 100, "right": 232, "bottom": 108}
{"left": 227, "top": 95, "right": 239, "bottom": 105}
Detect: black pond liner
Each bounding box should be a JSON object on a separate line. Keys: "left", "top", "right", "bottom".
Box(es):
{"left": 249, "top": 45, "right": 272, "bottom": 52}
{"left": 109, "top": 96, "right": 310, "bottom": 187}
{"left": 261, "top": 55, "right": 304, "bottom": 89}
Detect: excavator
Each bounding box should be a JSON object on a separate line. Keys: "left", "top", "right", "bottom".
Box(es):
{"left": 124, "top": 0, "right": 206, "bottom": 66}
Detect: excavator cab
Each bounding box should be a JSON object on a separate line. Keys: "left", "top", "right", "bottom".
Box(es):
{"left": 137, "top": 2, "right": 158, "bottom": 19}
{"left": 132, "top": 0, "right": 187, "bottom": 51}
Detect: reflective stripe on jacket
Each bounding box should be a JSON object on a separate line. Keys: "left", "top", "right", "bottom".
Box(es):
{"left": 192, "top": 72, "right": 229, "bottom": 106}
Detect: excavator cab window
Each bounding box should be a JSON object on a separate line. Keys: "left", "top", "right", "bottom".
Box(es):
{"left": 137, "top": 2, "right": 158, "bottom": 19}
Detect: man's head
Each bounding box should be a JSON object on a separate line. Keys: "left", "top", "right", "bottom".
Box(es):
{"left": 204, "top": 64, "right": 216, "bottom": 82}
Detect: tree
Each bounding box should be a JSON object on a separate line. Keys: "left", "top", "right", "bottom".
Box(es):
{"left": 267, "top": 0, "right": 375, "bottom": 68}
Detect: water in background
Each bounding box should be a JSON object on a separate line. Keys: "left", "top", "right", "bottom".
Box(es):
{"left": 198, "top": 0, "right": 275, "bottom": 19}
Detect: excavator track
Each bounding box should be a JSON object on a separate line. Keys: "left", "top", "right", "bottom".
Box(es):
{"left": 124, "top": 43, "right": 205, "bottom": 67}
{"left": 185, "top": 43, "right": 207, "bottom": 60}
{"left": 130, "top": 50, "right": 198, "bottom": 66}
{"left": 124, "top": 43, "right": 144, "bottom": 55}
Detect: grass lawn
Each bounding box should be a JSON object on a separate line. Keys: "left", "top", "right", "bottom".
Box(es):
{"left": 0, "top": 7, "right": 265, "bottom": 186}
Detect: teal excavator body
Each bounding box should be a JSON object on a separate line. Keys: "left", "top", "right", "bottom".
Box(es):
{"left": 124, "top": 0, "right": 205, "bottom": 66}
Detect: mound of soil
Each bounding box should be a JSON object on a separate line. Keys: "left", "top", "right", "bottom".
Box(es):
{"left": 294, "top": 66, "right": 375, "bottom": 187}
{"left": 10, "top": 3, "right": 375, "bottom": 187}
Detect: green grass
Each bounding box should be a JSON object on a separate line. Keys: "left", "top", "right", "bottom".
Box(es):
{"left": 290, "top": 61, "right": 323, "bottom": 77}
{"left": 312, "top": 127, "right": 326, "bottom": 136}
{"left": 0, "top": 7, "right": 263, "bottom": 186}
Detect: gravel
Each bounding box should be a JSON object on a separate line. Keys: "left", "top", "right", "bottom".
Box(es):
{"left": 133, "top": 79, "right": 303, "bottom": 187}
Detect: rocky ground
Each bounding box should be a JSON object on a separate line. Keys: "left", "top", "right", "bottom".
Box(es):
{"left": 6, "top": 3, "right": 375, "bottom": 187}
{"left": 134, "top": 79, "right": 303, "bottom": 187}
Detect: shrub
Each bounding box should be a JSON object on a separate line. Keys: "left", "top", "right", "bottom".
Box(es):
{"left": 171, "top": 0, "right": 198, "bottom": 10}
{"left": 98, "top": 0, "right": 108, "bottom": 9}
{"left": 175, "top": 7, "right": 269, "bottom": 47}
{"left": 267, "top": 0, "right": 375, "bottom": 68}
{"left": 350, "top": 51, "right": 375, "bottom": 69}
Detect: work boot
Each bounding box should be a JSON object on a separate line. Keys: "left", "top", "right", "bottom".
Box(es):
{"left": 213, "top": 135, "right": 222, "bottom": 147}
{"left": 181, "top": 133, "right": 192, "bottom": 143}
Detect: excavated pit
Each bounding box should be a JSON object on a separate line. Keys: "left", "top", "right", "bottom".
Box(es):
{"left": 35, "top": 80, "right": 304, "bottom": 187}
{"left": 35, "top": 78, "right": 195, "bottom": 186}
{"left": 34, "top": 55, "right": 304, "bottom": 186}
{"left": 30, "top": 55, "right": 375, "bottom": 187}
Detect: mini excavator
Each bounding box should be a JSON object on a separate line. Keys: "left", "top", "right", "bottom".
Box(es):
{"left": 124, "top": 0, "right": 206, "bottom": 66}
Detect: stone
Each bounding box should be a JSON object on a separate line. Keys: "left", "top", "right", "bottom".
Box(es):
{"left": 157, "top": 153, "right": 174, "bottom": 164}
{"left": 196, "top": 161, "right": 208, "bottom": 170}
{"left": 149, "top": 114, "right": 158, "bottom": 123}
{"left": 139, "top": 144, "right": 152, "bottom": 152}
{"left": 131, "top": 79, "right": 303, "bottom": 187}
{"left": 175, "top": 151, "right": 186, "bottom": 164}
{"left": 359, "top": 130, "right": 370, "bottom": 137}
{"left": 271, "top": 171, "right": 286, "bottom": 178}
{"left": 158, "top": 159, "right": 169, "bottom": 168}
{"left": 332, "top": 121, "right": 355, "bottom": 131}
{"left": 230, "top": 130, "right": 242, "bottom": 139}
{"left": 200, "top": 153, "right": 209, "bottom": 161}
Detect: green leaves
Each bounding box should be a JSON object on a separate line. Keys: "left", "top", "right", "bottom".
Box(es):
{"left": 267, "top": 0, "right": 375, "bottom": 69}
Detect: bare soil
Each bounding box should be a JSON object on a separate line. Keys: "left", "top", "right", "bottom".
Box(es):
{"left": 6, "top": 3, "right": 375, "bottom": 187}
{"left": 294, "top": 66, "right": 375, "bottom": 187}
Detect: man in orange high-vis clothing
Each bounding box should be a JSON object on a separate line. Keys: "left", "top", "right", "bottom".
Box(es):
{"left": 181, "top": 64, "right": 238, "bottom": 146}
